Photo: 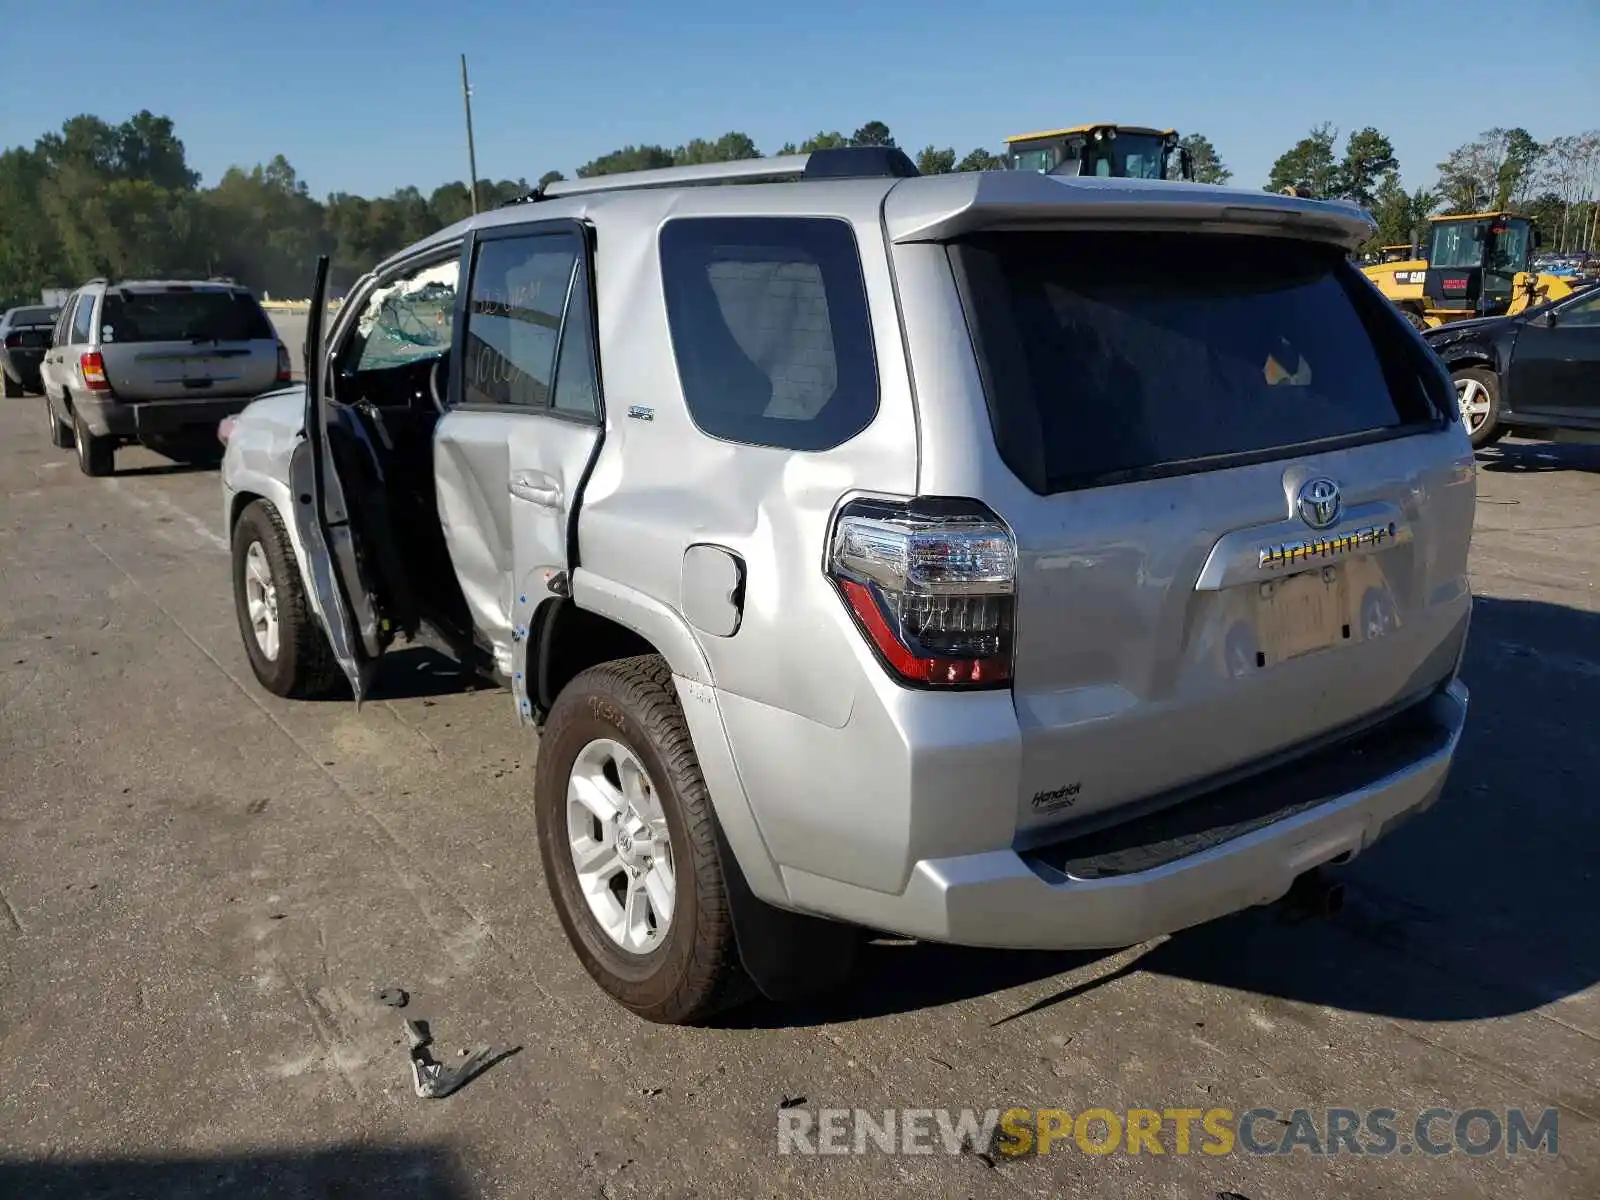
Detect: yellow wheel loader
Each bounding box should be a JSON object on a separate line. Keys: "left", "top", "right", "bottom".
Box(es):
{"left": 1362, "top": 212, "right": 1578, "bottom": 329}
{"left": 1004, "top": 124, "right": 1195, "bottom": 181}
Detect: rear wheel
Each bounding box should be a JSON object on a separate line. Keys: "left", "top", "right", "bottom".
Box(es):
{"left": 231, "top": 499, "right": 343, "bottom": 698}
{"left": 45, "top": 396, "right": 72, "bottom": 448}
{"left": 536, "top": 655, "right": 750, "bottom": 1024}
{"left": 1401, "top": 308, "right": 1428, "bottom": 332}
{"left": 3, "top": 372, "right": 21, "bottom": 398}
{"left": 72, "top": 410, "right": 114, "bottom": 476}
{"left": 1453, "top": 366, "right": 1504, "bottom": 449}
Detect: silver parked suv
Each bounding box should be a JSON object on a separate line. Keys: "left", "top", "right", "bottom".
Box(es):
{"left": 40, "top": 277, "right": 289, "bottom": 475}
{"left": 219, "top": 148, "right": 1476, "bottom": 1024}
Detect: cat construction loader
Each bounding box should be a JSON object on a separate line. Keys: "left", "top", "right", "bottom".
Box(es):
{"left": 1362, "top": 211, "right": 1578, "bottom": 329}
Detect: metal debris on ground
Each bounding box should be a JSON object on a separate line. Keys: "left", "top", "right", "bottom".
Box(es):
{"left": 403, "top": 1017, "right": 513, "bottom": 1099}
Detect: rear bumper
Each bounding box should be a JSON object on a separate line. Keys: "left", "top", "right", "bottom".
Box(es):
{"left": 2, "top": 352, "right": 44, "bottom": 389}
{"left": 776, "top": 681, "right": 1467, "bottom": 950}
{"left": 75, "top": 394, "right": 259, "bottom": 440}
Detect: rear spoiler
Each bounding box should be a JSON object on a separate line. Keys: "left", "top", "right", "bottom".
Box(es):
{"left": 884, "top": 172, "right": 1375, "bottom": 252}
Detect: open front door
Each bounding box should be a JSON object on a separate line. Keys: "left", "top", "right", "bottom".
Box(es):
{"left": 287, "top": 254, "right": 391, "bottom": 703}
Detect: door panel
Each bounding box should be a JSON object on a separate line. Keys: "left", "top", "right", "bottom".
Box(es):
{"left": 434, "top": 411, "right": 517, "bottom": 665}
{"left": 434, "top": 221, "right": 603, "bottom": 689}
{"left": 1508, "top": 298, "right": 1600, "bottom": 421}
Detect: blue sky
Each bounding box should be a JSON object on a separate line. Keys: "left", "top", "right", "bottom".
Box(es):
{"left": 3, "top": 0, "right": 1597, "bottom": 200}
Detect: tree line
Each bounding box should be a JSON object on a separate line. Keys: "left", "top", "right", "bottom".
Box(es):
{"left": 1267, "top": 123, "right": 1600, "bottom": 254}
{"left": 0, "top": 111, "right": 1241, "bottom": 308}
{"left": 3, "top": 109, "right": 1595, "bottom": 310}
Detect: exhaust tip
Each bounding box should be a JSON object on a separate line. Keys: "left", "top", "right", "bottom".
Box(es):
{"left": 1278, "top": 868, "right": 1345, "bottom": 921}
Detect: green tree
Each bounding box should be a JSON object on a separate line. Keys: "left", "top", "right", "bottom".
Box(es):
{"left": 675, "top": 132, "right": 761, "bottom": 165}
{"left": 1334, "top": 127, "right": 1397, "bottom": 209}
{"left": 577, "top": 145, "right": 675, "bottom": 177}
{"left": 1368, "top": 172, "right": 1436, "bottom": 254}
{"left": 0, "top": 147, "right": 67, "bottom": 306}
{"left": 1436, "top": 128, "right": 1546, "bottom": 215}
{"left": 1178, "top": 133, "right": 1231, "bottom": 184}
{"left": 1266, "top": 124, "right": 1339, "bottom": 198}
{"left": 113, "top": 110, "right": 201, "bottom": 191}
{"left": 851, "top": 121, "right": 895, "bottom": 148}
{"left": 538, "top": 170, "right": 565, "bottom": 188}
{"left": 955, "top": 148, "right": 1007, "bottom": 172}
{"left": 916, "top": 145, "right": 957, "bottom": 174}
{"left": 1496, "top": 128, "right": 1543, "bottom": 209}
{"left": 798, "top": 131, "right": 850, "bottom": 153}
{"left": 429, "top": 182, "right": 473, "bottom": 227}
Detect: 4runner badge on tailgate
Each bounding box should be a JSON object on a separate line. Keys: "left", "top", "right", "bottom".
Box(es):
{"left": 1032, "top": 782, "right": 1082, "bottom": 813}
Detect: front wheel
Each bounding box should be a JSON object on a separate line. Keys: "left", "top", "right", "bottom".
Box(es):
{"left": 1453, "top": 366, "right": 1504, "bottom": 449}
{"left": 231, "top": 499, "right": 343, "bottom": 698}
{"left": 536, "top": 655, "right": 750, "bottom": 1024}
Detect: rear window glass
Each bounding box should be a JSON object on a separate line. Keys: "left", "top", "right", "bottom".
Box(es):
{"left": 660, "top": 216, "right": 878, "bottom": 451}
{"left": 102, "top": 289, "right": 274, "bottom": 344}
{"left": 948, "top": 232, "right": 1444, "bottom": 494}
{"left": 9, "top": 307, "right": 56, "bottom": 326}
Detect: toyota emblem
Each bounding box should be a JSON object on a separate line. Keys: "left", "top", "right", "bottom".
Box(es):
{"left": 1296, "top": 478, "right": 1342, "bottom": 530}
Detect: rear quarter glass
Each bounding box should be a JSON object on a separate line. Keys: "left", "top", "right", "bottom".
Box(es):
{"left": 948, "top": 231, "right": 1448, "bottom": 495}
{"left": 658, "top": 215, "right": 879, "bottom": 452}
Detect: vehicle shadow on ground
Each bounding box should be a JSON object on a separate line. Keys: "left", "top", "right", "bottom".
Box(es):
{"left": 359, "top": 645, "right": 497, "bottom": 702}
{"left": 109, "top": 438, "right": 224, "bottom": 477}
{"left": 0, "top": 1145, "right": 468, "bottom": 1199}
{"left": 734, "top": 594, "right": 1600, "bottom": 1030}
{"left": 1476, "top": 438, "right": 1600, "bottom": 474}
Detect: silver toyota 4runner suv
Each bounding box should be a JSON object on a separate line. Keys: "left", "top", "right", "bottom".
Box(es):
{"left": 219, "top": 147, "right": 1476, "bottom": 1024}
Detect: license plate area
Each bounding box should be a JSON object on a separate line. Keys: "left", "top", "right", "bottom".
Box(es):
{"left": 1256, "top": 566, "right": 1350, "bottom": 666}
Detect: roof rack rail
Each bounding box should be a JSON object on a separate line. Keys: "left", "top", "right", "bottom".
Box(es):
{"left": 535, "top": 145, "right": 918, "bottom": 202}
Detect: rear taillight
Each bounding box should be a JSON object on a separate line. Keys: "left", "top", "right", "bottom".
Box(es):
{"left": 4, "top": 332, "right": 21, "bottom": 348}
{"left": 275, "top": 342, "right": 291, "bottom": 383}
{"left": 827, "top": 497, "right": 1016, "bottom": 688}
{"left": 79, "top": 351, "right": 109, "bottom": 391}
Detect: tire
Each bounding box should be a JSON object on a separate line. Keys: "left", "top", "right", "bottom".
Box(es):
{"left": 536, "top": 655, "right": 750, "bottom": 1024}
{"left": 45, "top": 396, "right": 72, "bottom": 448}
{"left": 1401, "top": 308, "right": 1428, "bottom": 332}
{"left": 72, "top": 409, "right": 114, "bottom": 476}
{"left": 3, "top": 372, "right": 21, "bottom": 398}
{"left": 231, "top": 499, "right": 343, "bottom": 699}
{"left": 1452, "top": 366, "right": 1504, "bottom": 449}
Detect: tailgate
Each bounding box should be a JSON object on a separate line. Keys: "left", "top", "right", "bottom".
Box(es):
{"left": 98, "top": 286, "right": 280, "bottom": 400}
{"left": 940, "top": 227, "right": 1474, "bottom": 837}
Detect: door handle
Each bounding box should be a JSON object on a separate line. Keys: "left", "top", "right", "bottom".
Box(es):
{"left": 509, "top": 474, "right": 561, "bottom": 508}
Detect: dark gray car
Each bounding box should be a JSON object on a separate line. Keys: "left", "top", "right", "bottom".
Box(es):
{"left": 39, "top": 278, "right": 290, "bottom": 475}
{"left": 1, "top": 305, "right": 60, "bottom": 397}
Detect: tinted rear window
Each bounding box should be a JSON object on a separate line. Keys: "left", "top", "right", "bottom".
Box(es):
{"left": 948, "top": 232, "right": 1445, "bottom": 494}
{"left": 102, "top": 289, "right": 275, "bottom": 344}
{"left": 8, "top": 307, "right": 56, "bottom": 327}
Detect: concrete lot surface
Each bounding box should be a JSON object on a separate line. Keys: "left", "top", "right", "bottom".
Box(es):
{"left": 1, "top": 389, "right": 1597, "bottom": 1198}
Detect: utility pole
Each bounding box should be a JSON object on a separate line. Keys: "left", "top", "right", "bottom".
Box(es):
{"left": 461, "top": 53, "right": 480, "bottom": 214}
